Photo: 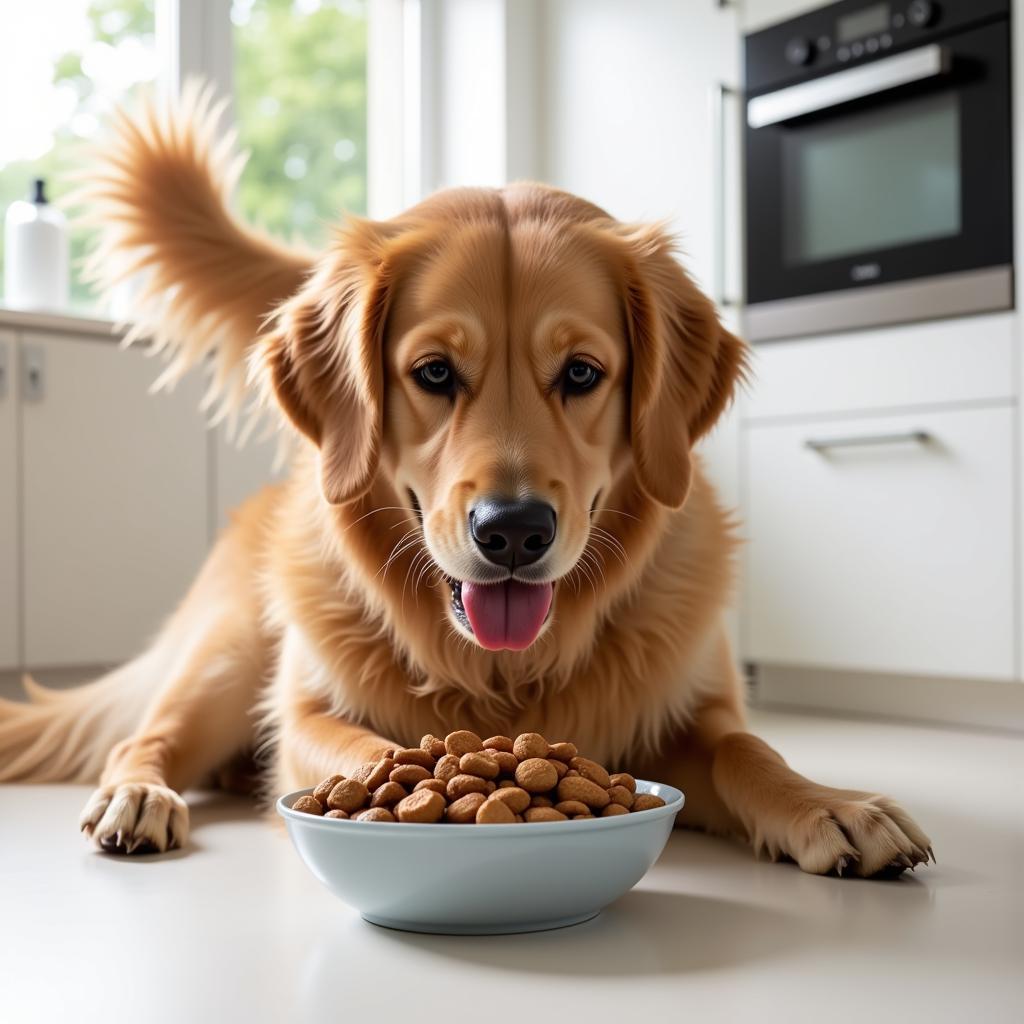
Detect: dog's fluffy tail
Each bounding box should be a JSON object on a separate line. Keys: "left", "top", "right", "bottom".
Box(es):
{"left": 0, "top": 656, "right": 158, "bottom": 783}
{"left": 76, "top": 80, "right": 315, "bottom": 428}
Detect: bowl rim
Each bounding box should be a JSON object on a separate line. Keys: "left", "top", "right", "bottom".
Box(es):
{"left": 277, "top": 779, "right": 684, "bottom": 836}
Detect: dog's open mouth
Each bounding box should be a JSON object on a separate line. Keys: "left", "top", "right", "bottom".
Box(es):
{"left": 448, "top": 577, "right": 554, "bottom": 651}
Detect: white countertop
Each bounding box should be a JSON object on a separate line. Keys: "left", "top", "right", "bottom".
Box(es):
{"left": 2, "top": 708, "right": 1021, "bottom": 1024}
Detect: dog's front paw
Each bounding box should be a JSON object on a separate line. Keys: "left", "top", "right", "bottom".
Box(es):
{"left": 79, "top": 782, "right": 189, "bottom": 855}
{"left": 768, "top": 791, "right": 933, "bottom": 878}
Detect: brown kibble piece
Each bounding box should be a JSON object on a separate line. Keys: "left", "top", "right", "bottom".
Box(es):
{"left": 370, "top": 781, "right": 407, "bottom": 807}
{"left": 566, "top": 769, "right": 580, "bottom": 777}
{"left": 445, "top": 730, "right": 483, "bottom": 757}
{"left": 524, "top": 807, "right": 568, "bottom": 822}
{"left": 609, "top": 772, "right": 636, "bottom": 793}
{"left": 492, "top": 751, "right": 519, "bottom": 775}
{"left": 324, "top": 809, "right": 349, "bottom": 819}
{"left": 395, "top": 789, "right": 446, "bottom": 823}
{"left": 327, "top": 779, "right": 370, "bottom": 813}
{"left": 363, "top": 757, "right": 396, "bottom": 790}
{"left": 476, "top": 797, "right": 516, "bottom": 824}
{"left": 447, "top": 774, "right": 490, "bottom": 800}
{"left": 292, "top": 795, "right": 324, "bottom": 815}
{"left": 353, "top": 807, "right": 396, "bottom": 823}
{"left": 381, "top": 748, "right": 397, "bottom": 760}
{"left": 414, "top": 778, "right": 447, "bottom": 796}
{"left": 460, "top": 751, "right": 499, "bottom": 779}
{"left": 497, "top": 779, "right": 516, "bottom": 789}
{"left": 548, "top": 741, "right": 577, "bottom": 762}
{"left": 491, "top": 787, "right": 531, "bottom": 814}
{"left": 570, "top": 756, "right": 612, "bottom": 789}
{"left": 351, "top": 761, "right": 376, "bottom": 785}
{"left": 515, "top": 757, "right": 558, "bottom": 793}
{"left": 482, "top": 735, "right": 514, "bottom": 753}
{"left": 607, "top": 785, "right": 634, "bottom": 808}
{"left": 394, "top": 747, "right": 436, "bottom": 769}
{"left": 530, "top": 794, "right": 554, "bottom": 808}
{"left": 632, "top": 794, "right": 666, "bottom": 812}
{"left": 513, "top": 733, "right": 549, "bottom": 760}
{"left": 548, "top": 758, "right": 568, "bottom": 780}
{"left": 312, "top": 775, "right": 344, "bottom": 805}
{"left": 601, "top": 803, "right": 630, "bottom": 817}
{"left": 446, "top": 792, "right": 487, "bottom": 823}
{"left": 557, "top": 776, "right": 611, "bottom": 809}
{"left": 420, "top": 734, "right": 447, "bottom": 759}
{"left": 434, "top": 754, "right": 461, "bottom": 782}
{"left": 572, "top": 814, "right": 594, "bottom": 820}
{"left": 554, "top": 800, "right": 589, "bottom": 816}
{"left": 390, "top": 764, "right": 432, "bottom": 786}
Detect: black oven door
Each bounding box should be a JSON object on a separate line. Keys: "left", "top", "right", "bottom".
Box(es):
{"left": 744, "top": 19, "right": 1011, "bottom": 337}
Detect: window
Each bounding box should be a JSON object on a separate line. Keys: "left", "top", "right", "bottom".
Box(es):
{"left": 0, "top": 0, "right": 157, "bottom": 311}
{"left": 232, "top": 0, "right": 369, "bottom": 245}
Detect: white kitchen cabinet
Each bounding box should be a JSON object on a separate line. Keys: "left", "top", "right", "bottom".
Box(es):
{"left": 20, "top": 335, "right": 208, "bottom": 667}
{"left": 0, "top": 331, "right": 18, "bottom": 668}
{"left": 744, "top": 404, "right": 1016, "bottom": 681}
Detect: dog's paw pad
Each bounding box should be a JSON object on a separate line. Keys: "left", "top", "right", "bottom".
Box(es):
{"left": 80, "top": 782, "right": 189, "bottom": 855}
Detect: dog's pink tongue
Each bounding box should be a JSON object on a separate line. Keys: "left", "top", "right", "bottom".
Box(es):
{"left": 461, "top": 580, "right": 554, "bottom": 651}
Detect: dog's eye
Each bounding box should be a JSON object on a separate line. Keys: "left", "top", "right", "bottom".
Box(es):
{"left": 414, "top": 360, "right": 455, "bottom": 395}
{"left": 563, "top": 360, "right": 602, "bottom": 395}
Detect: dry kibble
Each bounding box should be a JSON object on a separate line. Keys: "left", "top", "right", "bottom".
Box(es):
{"left": 324, "top": 809, "right": 349, "bottom": 819}
{"left": 607, "top": 785, "right": 634, "bottom": 809}
{"left": 548, "top": 758, "right": 569, "bottom": 780}
{"left": 566, "top": 769, "right": 580, "bottom": 777}
{"left": 390, "top": 764, "right": 432, "bottom": 786}
{"left": 292, "top": 795, "right": 324, "bottom": 815}
{"left": 420, "top": 734, "right": 447, "bottom": 759}
{"left": 327, "top": 779, "right": 370, "bottom": 814}
{"left": 446, "top": 792, "right": 487, "bottom": 823}
{"left": 363, "top": 757, "right": 396, "bottom": 790}
{"left": 609, "top": 772, "right": 636, "bottom": 793}
{"left": 381, "top": 748, "right": 397, "bottom": 760}
{"left": 573, "top": 814, "right": 594, "bottom": 820}
{"left": 524, "top": 807, "right": 568, "bottom": 823}
{"left": 513, "top": 733, "right": 550, "bottom": 760}
{"left": 497, "top": 780, "right": 517, "bottom": 789}
{"left": 485, "top": 781, "right": 497, "bottom": 793}
{"left": 447, "top": 774, "right": 490, "bottom": 800}
{"left": 492, "top": 751, "right": 519, "bottom": 775}
{"left": 394, "top": 747, "right": 436, "bottom": 769}
{"left": 350, "top": 762, "right": 375, "bottom": 785}
{"left": 414, "top": 778, "right": 448, "bottom": 796}
{"left": 353, "top": 807, "right": 396, "bottom": 823}
{"left": 491, "top": 787, "right": 531, "bottom": 814}
{"left": 555, "top": 800, "right": 590, "bottom": 816}
{"left": 476, "top": 797, "right": 516, "bottom": 824}
{"left": 601, "top": 803, "right": 630, "bottom": 817}
{"left": 395, "top": 789, "right": 446, "bottom": 823}
{"left": 460, "top": 751, "right": 500, "bottom": 779}
{"left": 445, "top": 730, "right": 483, "bottom": 757}
{"left": 557, "top": 776, "right": 611, "bottom": 810}
{"left": 312, "top": 775, "right": 344, "bottom": 806}
{"left": 530, "top": 795, "right": 554, "bottom": 808}
{"left": 370, "top": 781, "right": 407, "bottom": 808}
{"left": 548, "top": 741, "right": 577, "bottom": 762}
{"left": 632, "top": 794, "right": 666, "bottom": 812}
{"left": 570, "top": 756, "right": 612, "bottom": 789}
{"left": 483, "top": 735, "right": 514, "bottom": 753}
{"left": 434, "top": 754, "right": 462, "bottom": 782}
{"left": 515, "top": 757, "right": 558, "bottom": 793}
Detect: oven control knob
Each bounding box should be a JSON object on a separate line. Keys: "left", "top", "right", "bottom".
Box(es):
{"left": 785, "top": 35, "right": 815, "bottom": 66}
{"left": 907, "top": 0, "right": 938, "bottom": 28}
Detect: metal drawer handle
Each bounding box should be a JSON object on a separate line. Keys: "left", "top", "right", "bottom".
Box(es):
{"left": 805, "top": 430, "right": 931, "bottom": 453}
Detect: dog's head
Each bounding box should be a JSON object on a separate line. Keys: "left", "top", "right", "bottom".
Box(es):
{"left": 258, "top": 185, "right": 745, "bottom": 653}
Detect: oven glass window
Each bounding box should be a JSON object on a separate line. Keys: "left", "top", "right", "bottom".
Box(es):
{"left": 782, "top": 90, "right": 961, "bottom": 265}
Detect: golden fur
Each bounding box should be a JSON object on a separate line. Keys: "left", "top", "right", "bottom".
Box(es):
{"left": 0, "top": 87, "right": 932, "bottom": 875}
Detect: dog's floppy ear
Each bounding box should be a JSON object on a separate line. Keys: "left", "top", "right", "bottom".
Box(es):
{"left": 255, "top": 218, "right": 395, "bottom": 505}
{"left": 610, "top": 223, "right": 747, "bottom": 509}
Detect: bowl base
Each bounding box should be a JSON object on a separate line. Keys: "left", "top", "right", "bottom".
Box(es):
{"left": 361, "top": 909, "right": 601, "bottom": 935}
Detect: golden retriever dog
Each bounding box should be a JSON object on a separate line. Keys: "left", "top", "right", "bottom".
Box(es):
{"left": 0, "top": 88, "right": 931, "bottom": 877}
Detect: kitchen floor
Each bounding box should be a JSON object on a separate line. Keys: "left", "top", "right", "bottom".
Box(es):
{"left": 2, "top": 708, "right": 1021, "bottom": 1024}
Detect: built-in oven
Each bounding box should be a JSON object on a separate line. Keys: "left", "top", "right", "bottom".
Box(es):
{"left": 744, "top": 0, "right": 1012, "bottom": 342}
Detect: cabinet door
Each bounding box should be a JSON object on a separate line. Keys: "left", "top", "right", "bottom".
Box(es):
{"left": 743, "top": 405, "right": 1015, "bottom": 680}
{"left": 0, "top": 332, "right": 18, "bottom": 668}
{"left": 21, "top": 335, "right": 208, "bottom": 667}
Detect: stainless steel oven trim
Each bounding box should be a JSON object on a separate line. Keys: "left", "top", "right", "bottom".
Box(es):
{"left": 744, "top": 265, "right": 1012, "bottom": 342}
{"left": 747, "top": 44, "right": 951, "bottom": 129}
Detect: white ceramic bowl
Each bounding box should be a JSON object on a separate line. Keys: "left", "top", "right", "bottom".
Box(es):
{"left": 278, "top": 780, "right": 683, "bottom": 934}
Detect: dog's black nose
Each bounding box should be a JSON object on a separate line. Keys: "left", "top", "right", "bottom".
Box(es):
{"left": 470, "top": 498, "right": 556, "bottom": 569}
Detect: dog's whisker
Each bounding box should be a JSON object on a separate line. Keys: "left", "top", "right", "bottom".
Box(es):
{"left": 589, "top": 506, "right": 641, "bottom": 523}
{"left": 343, "top": 505, "right": 418, "bottom": 534}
